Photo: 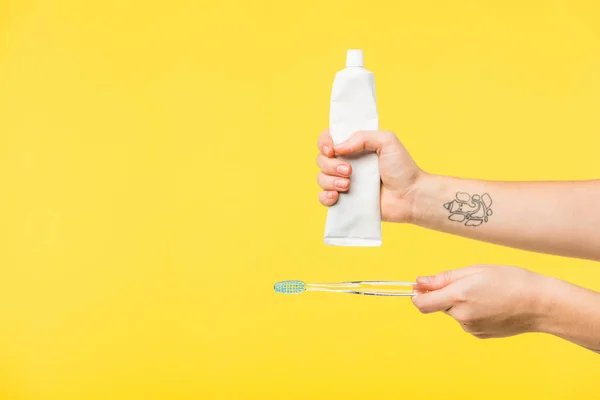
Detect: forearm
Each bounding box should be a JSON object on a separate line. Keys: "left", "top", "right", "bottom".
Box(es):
{"left": 536, "top": 276, "right": 600, "bottom": 353}
{"left": 410, "top": 174, "right": 600, "bottom": 261}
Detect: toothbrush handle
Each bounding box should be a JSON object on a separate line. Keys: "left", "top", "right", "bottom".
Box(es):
{"left": 350, "top": 291, "right": 415, "bottom": 297}
{"left": 307, "top": 286, "right": 415, "bottom": 296}
{"left": 346, "top": 281, "right": 416, "bottom": 296}
{"left": 306, "top": 281, "right": 415, "bottom": 296}
{"left": 343, "top": 281, "right": 416, "bottom": 286}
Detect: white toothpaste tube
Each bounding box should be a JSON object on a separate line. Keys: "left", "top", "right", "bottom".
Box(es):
{"left": 324, "top": 49, "right": 382, "bottom": 247}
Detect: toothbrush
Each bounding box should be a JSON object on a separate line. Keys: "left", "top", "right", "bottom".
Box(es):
{"left": 273, "top": 280, "right": 416, "bottom": 297}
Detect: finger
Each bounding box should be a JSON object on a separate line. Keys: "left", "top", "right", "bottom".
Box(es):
{"left": 317, "top": 172, "right": 350, "bottom": 191}
{"left": 318, "top": 191, "right": 339, "bottom": 206}
{"left": 318, "top": 129, "right": 334, "bottom": 157}
{"left": 316, "top": 154, "right": 351, "bottom": 177}
{"left": 412, "top": 287, "right": 428, "bottom": 296}
{"left": 414, "top": 267, "right": 481, "bottom": 291}
{"left": 414, "top": 270, "right": 455, "bottom": 291}
{"left": 333, "top": 130, "right": 395, "bottom": 156}
{"left": 411, "top": 287, "right": 457, "bottom": 314}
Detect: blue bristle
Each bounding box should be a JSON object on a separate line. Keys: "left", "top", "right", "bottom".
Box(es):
{"left": 274, "top": 280, "right": 305, "bottom": 294}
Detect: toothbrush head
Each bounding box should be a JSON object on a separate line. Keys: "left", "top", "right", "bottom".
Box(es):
{"left": 274, "top": 280, "right": 306, "bottom": 294}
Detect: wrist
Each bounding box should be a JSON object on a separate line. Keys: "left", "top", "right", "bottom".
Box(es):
{"left": 528, "top": 274, "right": 578, "bottom": 336}
{"left": 532, "top": 278, "right": 600, "bottom": 352}
{"left": 408, "top": 172, "right": 445, "bottom": 227}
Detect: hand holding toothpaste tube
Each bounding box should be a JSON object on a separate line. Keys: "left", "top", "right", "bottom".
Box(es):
{"left": 317, "top": 129, "right": 421, "bottom": 224}
{"left": 317, "top": 129, "right": 600, "bottom": 261}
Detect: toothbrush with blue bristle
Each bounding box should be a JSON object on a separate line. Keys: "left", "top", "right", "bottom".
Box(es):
{"left": 274, "top": 280, "right": 416, "bottom": 297}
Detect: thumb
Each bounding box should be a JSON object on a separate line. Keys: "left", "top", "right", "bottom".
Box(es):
{"left": 333, "top": 130, "right": 391, "bottom": 155}
{"left": 415, "top": 267, "right": 479, "bottom": 291}
{"left": 414, "top": 270, "right": 455, "bottom": 291}
{"left": 411, "top": 287, "right": 456, "bottom": 314}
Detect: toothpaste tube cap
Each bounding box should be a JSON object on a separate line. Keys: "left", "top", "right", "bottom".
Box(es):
{"left": 346, "top": 49, "right": 364, "bottom": 67}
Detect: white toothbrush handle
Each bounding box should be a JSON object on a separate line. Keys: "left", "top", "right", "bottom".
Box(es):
{"left": 307, "top": 288, "right": 415, "bottom": 296}
{"left": 307, "top": 281, "right": 416, "bottom": 296}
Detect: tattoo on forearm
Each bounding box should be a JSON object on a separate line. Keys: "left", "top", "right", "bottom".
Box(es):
{"left": 443, "top": 192, "right": 493, "bottom": 227}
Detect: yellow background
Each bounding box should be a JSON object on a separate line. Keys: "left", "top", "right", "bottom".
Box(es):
{"left": 1, "top": 0, "right": 599, "bottom": 398}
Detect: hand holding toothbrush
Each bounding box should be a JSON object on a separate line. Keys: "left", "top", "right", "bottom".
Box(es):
{"left": 412, "top": 265, "right": 600, "bottom": 353}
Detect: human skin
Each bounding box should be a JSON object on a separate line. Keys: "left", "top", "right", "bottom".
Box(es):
{"left": 412, "top": 265, "right": 600, "bottom": 353}
{"left": 316, "top": 129, "right": 600, "bottom": 352}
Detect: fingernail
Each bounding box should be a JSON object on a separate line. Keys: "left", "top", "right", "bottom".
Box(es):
{"left": 326, "top": 192, "right": 335, "bottom": 199}
{"left": 335, "top": 179, "right": 349, "bottom": 189}
{"left": 337, "top": 165, "right": 350, "bottom": 175}
{"left": 417, "top": 276, "right": 432, "bottom": 284}
{"left": 323, "top": 146, "right": 330, "bottom": 155}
